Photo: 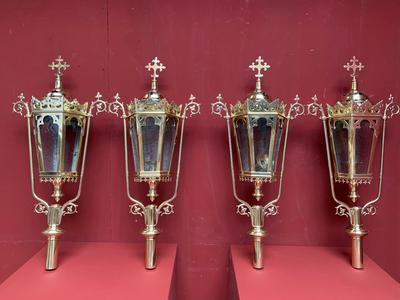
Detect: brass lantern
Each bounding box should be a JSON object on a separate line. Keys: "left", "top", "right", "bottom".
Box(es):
{"left": 308, "top": 56, "right": 398, "bottom": 269}
{"left": 211, "top": 56, "right": 304, "bottom": 269}
{"left": 12, "top": 56, "right": 106, "bottom": 270}
{"left": 108, "top": 57, "right": 200, "bottom": 269}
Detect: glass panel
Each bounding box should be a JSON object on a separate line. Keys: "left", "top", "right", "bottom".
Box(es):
{"left": 332, "top": 119, "right": 349, "bottom": 174}
{"left": 162, "top": 117, "right": 178, "bottom": 172}
{"left": 355, "top": 120, "right": 374, "bottom": 174}
{"left": 142, "top": 116, "right": 160, "bottom": 172}
{"left": 253, "top": 117, "right": 272, "bottom": 172}
{"left": 129, "top": 117, "right": 140, "bottom": 171}
{"left": 64, "top": 117, "right": 82, "bottom": 173}
{"left": 235, "top": 118, "right": 250, "bottom": 172}
{"left": 39, "top": 115, "right": 60, "bottom": 172}
{"left": 272, "top": 118, "right": 284, "bottom": 171}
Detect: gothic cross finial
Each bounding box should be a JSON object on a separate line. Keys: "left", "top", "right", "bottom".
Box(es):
{"left": 48, "top": 56, "right": 70, "bottom": 75}
{"left": 343, "top": 56, "right": 364, "bottom": 79}
{"left": 249, "top": 56, "right": 270, "bottom": 92}
{"left": 145, "top": 57, "right": 166, "bottom": 91}
{"left": 48, "top": 56, "right": 69, "bottom": 92}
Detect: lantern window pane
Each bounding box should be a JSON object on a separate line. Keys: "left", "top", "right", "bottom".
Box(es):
{"left": 162, "top": 117, "right": 178, "bottom": 172}
{"left": 272, "top": 118, "right": 283, "bottom": 171}
{"left": 142, "top": 116, "right": 160, "bottom": 172}
{"left": 129, "top": 117, "right": 140, "bottom": 172}
{"left": 253, "top": 117, "right": 272, "bottom": 172}
{"left": 235, "top": 118, "right": 250, "bottom": 172}
{"left": 355, "top": 120, "right": 374, "bottom": 174}
{"left": 64, "top": 117, "right": 82, "bottom": 173}
{"left": 39, "top": 115, "right": 60, "bottom": 172}
{"left": 332, "top": 120, "right": 349, "bottom": 174}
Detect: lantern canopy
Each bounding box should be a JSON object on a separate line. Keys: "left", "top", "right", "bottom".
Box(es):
{"left": 126, "top": 57, "right": 182, "bottom": 182}
{"left": 32, "top": 57, "right": 88, "bottom": 184}
{"left": 230, "top": 57, "right": 286, "bottom": 183}
{"left": 327, "top": 56, "right": 383, "bottom": 189}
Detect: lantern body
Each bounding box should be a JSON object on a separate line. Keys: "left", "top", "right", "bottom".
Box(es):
{"left": 32, "top": 91, "right": 88, "bottom": 182}
{"left": 327, "top": 99, "right": 383, "bottom": 184}
{"left": 127, "top": 91, "right": 181, "bottom": 182}
{"left": 231, "top": 92, "right": 286, "bottom": 182}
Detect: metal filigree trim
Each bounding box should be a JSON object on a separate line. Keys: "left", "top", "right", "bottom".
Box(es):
{"left": 129, "top": 203, "right": 144, "bottom": 216}
{"left": 34, "top": 203, "right": 49, "bottom": 215}
{"left": 159, "top": 203, "right": 174, "bottom": 216}
{"left": 264, "top": 204, "right": 279, "bottom": 216}
{"left": 335, "top": 204, "right": 350, "bottom": 217}
{"left": 307, "top": 95, "right": 324, "bottom": 119}
{"left": 362, "top": 204, "right": 377, "bottom": 216}
{"left": 63, "top": 203, "right": 78, "bottom": 216}
{"left": 327, "top": 100, "right": 383, "bottom": 117}
{"left": 289, "top": 94, "right": 305, "bottom": 119}
{"left": 211, "top": 94, "right": 229, "bottom": 117}
{"left": 184, "top": 94, "right": 201, "bottom": 118}
{"left": 237, "top": 203, "right": 251, "bottom": 216}
{"left": 384, "top": 94, "right": 400, "bottom": 119}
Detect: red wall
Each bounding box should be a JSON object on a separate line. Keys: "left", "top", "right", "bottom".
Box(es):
{"left": 1, "top": 1, "right": 400, "bottom": 299}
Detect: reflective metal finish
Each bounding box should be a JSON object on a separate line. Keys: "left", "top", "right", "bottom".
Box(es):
{"left": 12, "top": 56, "right": 106, "bottom": 270}
{"left": 307, "top": 56, "right": 399, "bottom": 269}
{"left": 211, "top": 56, "right": 304, "bottom": 269}
{"left": 108, "top": 57, "right": 200, "bottom": 269}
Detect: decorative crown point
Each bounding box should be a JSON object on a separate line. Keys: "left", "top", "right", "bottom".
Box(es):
{"left": 249, "top": 56, "right": 270, "bottom": 79}
{"left": 311, "top": 94, "right": 318, "bottom": 103}
{"left": 294, "top": 94, "right": 300, "bottom": 103}
{"left": 18, "top": 93, "right": 25, "bottom": 101}
{"left": 189, "top": 94, "right": 196, "bottom": 102}
{"left": 114, "top": 93, "right": 120, "bottom": 101}
{"left": 343, "top": 56, "right": 364, "bottom": 79}
{"left": 48, "top": 56, "right": 70, "bottom": 75}
{"left": 95, "top": 92, "right": 103, "bottom": 100}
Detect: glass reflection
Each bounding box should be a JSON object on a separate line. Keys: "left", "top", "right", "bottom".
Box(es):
{"left": 235, "top": 118, "right": 250, "bottom": 172}
{"left": 253, "top": 117, "right": 271, "bottom": 172}
{"left": 272, "top": 119, "right": 283, "bottom": 171}
{"left": 332, "top": 120, "right": 349, "bottom": 174}
{"left": 130, "top": 117, "right": 140, "bottom": 171}
{"left": 162, "top": 117, "right": 177, "bottom": 172}
{"left": 39, "top": 115, "right": 60, "bottom": 172}
{"left": 355, "top": 120, "right": 374, "bottom": 174}
{"left": 142, "top": 117, "right": 160, "bottom": 172}
{"left": 64, "top": 117, "right": 82, "bottom": 173}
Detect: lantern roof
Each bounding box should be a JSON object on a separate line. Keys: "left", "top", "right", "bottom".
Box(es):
{"left": 127, "top": 57, "right": 181, "bottom": 117}
{"left": 230, "top": 56, "right": 286, "bottom": 117}
{"left": 327, "top": 56, "right": 383, "bottom": 118}
{"left": 31, "top": 56, "right": 88, "bottom": 115}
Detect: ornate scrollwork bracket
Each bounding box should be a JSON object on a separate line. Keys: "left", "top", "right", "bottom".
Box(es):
{"left": 335, "top": 204, "right": 350, "bottom": 217}
{"left": 264, "top": 203, "right": 279, "bottom": 216}
{"left": 183, "top": 94, "right": 201, "bottom": 118}
{"left": 12, "top": 93, "right": 31, "bottom": 118}
{"left": 307, "top": 94, "right": 325, "bottom": 119}
{"left": 211, "top": 94, "right": 230, "bottom": 118}
{"left": 108, "top": 93, "right": 127, "bottom": 118}
{"left": 383, "top": 94, "right": 400, "bottom": 120}
{"left": 88, "top": 92, "right": 108, "bottom": 116}
{"left": 288, "top": 94, "right": 305, "bottom": 120}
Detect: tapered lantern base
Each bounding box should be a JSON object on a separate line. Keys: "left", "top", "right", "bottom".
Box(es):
{"left": 346, "top": 207, "right": 368, "bottom": 269}
{"left": 42, "top": 204, "right": 64, "bottom": 271}
{"left": 142, "top": 204, "right": 160, "bottom": 270}
{"left": 248, "top": 205, "right": 267, "bottom": 269}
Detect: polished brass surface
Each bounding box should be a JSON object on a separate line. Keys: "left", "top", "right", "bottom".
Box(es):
{"left": 13, "top": 56, "right": 107, "bottom": 270}
{"left": 307, "top": 56, "right": 399, "bottom": 269}
{"left": 211, "top": 56, "right": 304, "bottom": 269}
{"left": 108, "top": 57, "right": 200, "bottom": 269}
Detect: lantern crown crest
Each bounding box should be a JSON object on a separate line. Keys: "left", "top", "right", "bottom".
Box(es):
{"left": 231, "top": 95, "right": 286, "bottom": 117}
{"left": 327, "top": 99, "right": 383, "bottom": 118}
